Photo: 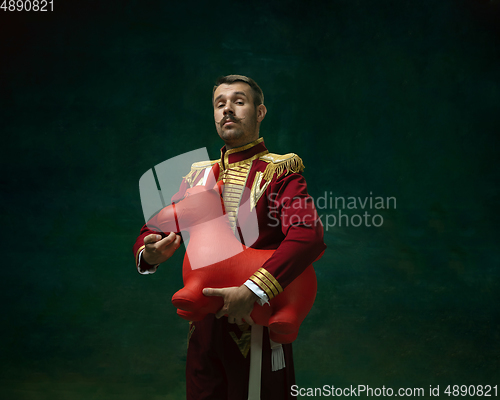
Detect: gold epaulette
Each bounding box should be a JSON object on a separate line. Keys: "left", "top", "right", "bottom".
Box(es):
{"left": 183, "top": 159, "right": 220, "bottom": 187}
{"left": 259, "top": 153, "right": 305, "bottom": 182}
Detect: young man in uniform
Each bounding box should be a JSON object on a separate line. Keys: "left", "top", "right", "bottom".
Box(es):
{"left": 133, "top": 75, "right": 326, "bottom": 399}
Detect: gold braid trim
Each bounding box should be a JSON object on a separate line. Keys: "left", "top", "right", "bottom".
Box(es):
{"left": 229, "top": 330, "right": 252, "bottom": 358}
{"left": 258, "top": 267, "right": 283, "bottom": 294}
{"left": 261, "top": 153, "right": 305, "bottom": 182}
{"left": 249, "top": 275, "right": 275, "bottom": 299}
{"left": 249, "top": 268, "right": 283, "bottom": 299}
{"left": 182, "top": 159, "right": 220, "bottom": 187}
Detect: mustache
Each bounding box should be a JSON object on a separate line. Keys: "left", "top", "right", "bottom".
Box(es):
{"left": 219, "top": 115, "right": 245, "bottom": 127}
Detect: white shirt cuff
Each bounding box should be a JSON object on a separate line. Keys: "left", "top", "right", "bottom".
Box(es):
{"left": 137, "top": 250, "right": 159, "bottom": 274}
{"left": 244, "top": 280, "right": 270, "bottom": 306}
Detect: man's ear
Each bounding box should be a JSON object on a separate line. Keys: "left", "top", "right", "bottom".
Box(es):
{"left": 256, "top": 104, "right": 267, "bottom": 123}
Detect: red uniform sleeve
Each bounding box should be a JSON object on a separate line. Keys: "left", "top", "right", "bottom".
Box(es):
{"left": 248, "top": 172, "right": 326, "bottom": 296}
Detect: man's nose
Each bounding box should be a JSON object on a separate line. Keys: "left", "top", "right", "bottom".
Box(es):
{"left": 223, "top": 102, "right": 234, "bottom": 114}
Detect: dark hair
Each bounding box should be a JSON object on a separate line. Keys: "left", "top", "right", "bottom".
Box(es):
{"left": 212, "top": 75, "right": 264, "bottom": 108}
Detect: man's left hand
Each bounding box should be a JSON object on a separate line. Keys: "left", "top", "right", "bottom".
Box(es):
{"left": 202, "top": 285, "right": 259, "bottom": 325}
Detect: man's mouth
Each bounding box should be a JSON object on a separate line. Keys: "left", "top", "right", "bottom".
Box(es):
{"left": 220, "top": 116, "right": 239, "bottom": 127}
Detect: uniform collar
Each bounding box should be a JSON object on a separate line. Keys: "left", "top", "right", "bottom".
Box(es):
{"left": 220, "top": 137, "right": 269, "bottom": 170}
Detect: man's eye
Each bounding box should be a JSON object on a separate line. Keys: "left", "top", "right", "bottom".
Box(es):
{"left": 236, "top": 101, "right": 243, "bottom": 105}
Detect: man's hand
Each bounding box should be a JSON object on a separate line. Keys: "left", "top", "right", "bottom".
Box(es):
{"left": 203, "top": 285, "right": 259, "bottom": 325}
{"left": 142, "top": 232, "right": 181, "bottom": 265}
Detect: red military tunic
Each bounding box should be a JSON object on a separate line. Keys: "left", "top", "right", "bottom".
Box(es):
{"left": 133, "top": 137, "right": 326, "bottom": 399}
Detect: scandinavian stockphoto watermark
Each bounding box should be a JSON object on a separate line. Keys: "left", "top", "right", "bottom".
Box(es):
{"left": 268, "top": 191, "right": 396, "bottom": 230}
{"left": 139, "top": 148, "right": 397, "bottom": 264}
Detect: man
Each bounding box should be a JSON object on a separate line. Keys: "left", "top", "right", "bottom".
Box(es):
{"left": 133, "top": 75, "right": 326, "bottom": 399}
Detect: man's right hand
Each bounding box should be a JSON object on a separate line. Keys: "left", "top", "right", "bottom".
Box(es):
{"left": 142, "top": 232, "right": 181, "bottom": 265}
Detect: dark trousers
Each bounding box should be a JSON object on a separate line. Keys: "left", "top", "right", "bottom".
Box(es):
{"left": 186, "top": 315, "right": 296, "bottom": 400}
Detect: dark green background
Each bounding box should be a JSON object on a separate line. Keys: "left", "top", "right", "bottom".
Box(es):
{"left": 1, "top": 0, "right": 499, "bottom": 398}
